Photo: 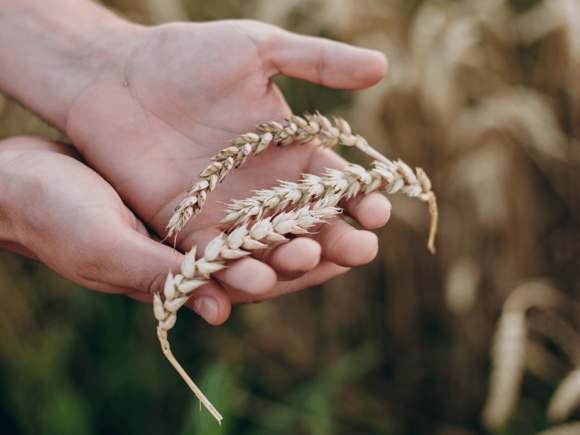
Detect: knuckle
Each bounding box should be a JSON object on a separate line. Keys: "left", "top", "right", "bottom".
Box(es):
{"left": 146, "top": 271, "right": 170, "bottom": 296}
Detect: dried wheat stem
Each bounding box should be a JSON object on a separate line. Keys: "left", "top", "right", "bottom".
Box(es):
{"left": 222, "top": 161, "right": 437, "bottom": 253}
{"left": 155, "top": 204, "right": 340, "bottom": 422}
{"left": 426, "top": 192, "right": 438, "bottom": 254}
{"left": 167, "top": 113, "right": 438, "bottom": 253}
{"left": 157, "top": 327, "right": 223, "bottom": 424}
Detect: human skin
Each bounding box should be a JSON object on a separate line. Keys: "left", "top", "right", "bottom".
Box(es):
{"left": 0, "top": 137, "right": 192, "bottom": 308}
{"left": 0, "top": 0, "right": 391, "bottom": 324}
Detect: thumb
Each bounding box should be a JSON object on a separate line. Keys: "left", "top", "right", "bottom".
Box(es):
{"left": 63, "top": 224, "right": 232, "bottom": 325}
{"left": 263, "top": 26, "right": 388, "bottom": 89}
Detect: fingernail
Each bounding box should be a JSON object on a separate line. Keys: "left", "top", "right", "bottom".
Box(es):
{"left": 193, "top": 297, "right": 219, "bottom": 324}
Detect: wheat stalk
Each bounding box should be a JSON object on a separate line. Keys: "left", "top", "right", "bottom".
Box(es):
{"left": 548, "top": 367, "right": 580, "bottom": 423}
{"left": 166, "top": 113, "right": 438, "bottom": 253}
{"left": 155, "top": 204, "right": 341, "bottom": 423}
{"left": 482, "top": 310, "right": 527, "bottom": 431}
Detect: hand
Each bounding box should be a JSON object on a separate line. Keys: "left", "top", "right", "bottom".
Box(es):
{"left": 64, "top": 20, "right": 391, "bottom": 312}
{"left": 0, "top": 136, "right": 233, "bottom": 322}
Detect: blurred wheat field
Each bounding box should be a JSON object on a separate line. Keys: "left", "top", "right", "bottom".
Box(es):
{"left": 3, "top": 0, "right": 580, "bottom": 434}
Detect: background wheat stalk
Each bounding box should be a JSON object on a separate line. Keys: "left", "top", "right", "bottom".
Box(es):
{"left": 548, "top": 366, "right": 580, "bottom": 423}
{"left": 482, "top": 309, "right": 527, "bottom": 431}
{"left": 483, "top": 282, "right": 580, "bottom": 431}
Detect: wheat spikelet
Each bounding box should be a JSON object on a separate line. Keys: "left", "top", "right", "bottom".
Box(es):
{"left": 167, "top": 113, "right": 438, "bottom": 253}
{"left": 548, "top": 367, "right": 580, "bottom": 423}
{"left": 535, "top": 422, "right": 580, "bottom": 435}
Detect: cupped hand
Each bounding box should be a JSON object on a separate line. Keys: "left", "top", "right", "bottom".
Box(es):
{"left": 0, "top": 136, "right": 231, "bottom": 323}
{"left": 65, "top": 20, "right": 391, "bottom": 306}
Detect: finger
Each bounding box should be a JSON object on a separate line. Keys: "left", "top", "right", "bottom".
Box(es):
{"left": 0, "top": 136, "right": 81, "bottom": 160}
{"left": 306, "top": 217, "right": 379, "bottom": 267}
{"left": 178, "top": 228, "right": 278, "bottom": 296}
{"left": 80, "top": 225, "right": 184, "bottom": 294}
{"left": 99, "top": 225, "right": 232, "bottom": 325}
{"left": 308, "top": 147, "right": 391, "bottom": 229}
{"left": 226, "top": 260, "right": 349, "bottom": 304}
{"left": 263, "top": 27, "right": 388, "bottom": 89}
{"left": 338, "top": 192, "right": 391, "bottom": 230}
{"left": 251, "top": 237, "right": 322, "bottom": 280}
{"left": 126, "top": 278, "right": 231, "bottom": 325}
{"left": 62, "top": 219, "right": 233, "bottom": 324}
{"left": 122, "top": 204, "right": 153, "bottom": 238}
{"left": 213, "top": 257, "right": 277, "bottom": 295}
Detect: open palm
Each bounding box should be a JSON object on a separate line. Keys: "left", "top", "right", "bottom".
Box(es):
{"left": 65, "top": 20, "right": 391, "bottom": 321}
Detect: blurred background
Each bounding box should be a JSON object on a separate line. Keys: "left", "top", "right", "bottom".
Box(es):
{"left": 2, "top": 0, "right": 580, "bottom": 433}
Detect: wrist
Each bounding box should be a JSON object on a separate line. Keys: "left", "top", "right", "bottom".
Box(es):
{"left": 0, "top": 0, "right": 143, "bottom": 130}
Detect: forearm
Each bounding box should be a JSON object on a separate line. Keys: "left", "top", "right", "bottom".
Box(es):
{"left": 0, "top": 0, "right": 140, "bottom": 129}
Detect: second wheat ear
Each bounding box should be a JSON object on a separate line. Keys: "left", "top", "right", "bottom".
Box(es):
{"left": 156, "top": 112, "right": 439, "bottom": 425}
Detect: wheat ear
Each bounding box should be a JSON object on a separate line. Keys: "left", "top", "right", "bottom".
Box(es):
{"left": 167, "top": 113, "right": 438, "bottom": 253}
{"left": 155, "top": 205, "right": 340, "bottom": 422}
{"left": 221, "top": 161, "right": 438, "bottom": 254}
